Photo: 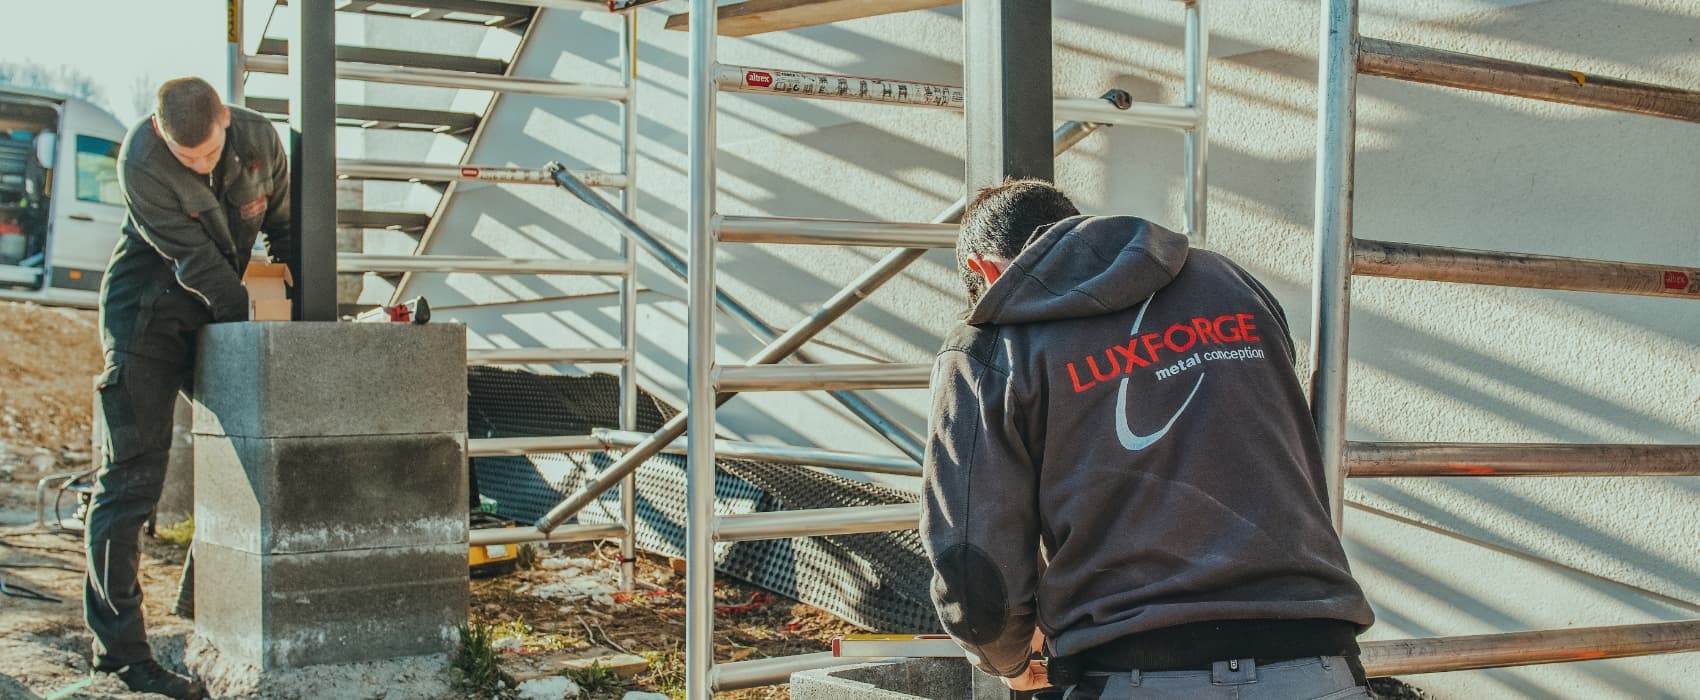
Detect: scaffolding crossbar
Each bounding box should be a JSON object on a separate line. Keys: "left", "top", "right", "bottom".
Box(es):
{"left": 246, "top": 54, "right": 628, "bottom": 100}
{"left": 467, "top": 348, "right": 630, "bottom": 365}
{"left": 1353, "top": 239, "right": 1700, "bottom": 299}
{"left": 339, "top": 159, "right": 626, "bottom": 187}
{"left": 716, "top": 364, "right": 932, "bottom": 392}
{"left": 338, "top": 254, "right": 627, "bottom": 275}
{"left": 469, "top": 521, "right": 627, "bottom": 547}
{"left": 1361, "top": 620, "right": 1700, "bottom": 677}
{"left": 595, "top": 429, "right": 921, "bottom": 476}
{"left": 1347, "top": 442, "right": 1700, "bottom": 478}
{"left": 468, "top": 435, "right": 605, "bottom": 457}
{"left": 719, "top": 215, "right": 958, "bottom": 248}
{"left": 715, "top": 503, "right": 920, "bottom": 542}
{"left": 1357, "top": 37, "right": 1700, "bottom": 124}
{"left": 715, "top": 63, "right": 1197, "bottom": 133}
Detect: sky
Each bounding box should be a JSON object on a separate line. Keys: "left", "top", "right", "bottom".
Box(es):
{"left": 3, "top": 1, "right": 229, "bottom": 125}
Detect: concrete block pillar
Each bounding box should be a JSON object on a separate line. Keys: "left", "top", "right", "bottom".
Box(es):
{"left": 185, "top": 322, "right": 468, "bottom": 693}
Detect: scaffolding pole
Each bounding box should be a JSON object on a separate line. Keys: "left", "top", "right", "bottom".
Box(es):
{"left": 684, "top": 0, "right": 718, "bottom": 695}
{"left": 1309, "top": 0, "right": 1359, "bottom": 530}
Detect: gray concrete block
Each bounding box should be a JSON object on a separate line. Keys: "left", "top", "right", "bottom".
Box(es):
{"left": 195, "top": 432, "right": 468, "bottom": 554}
{"left": 791, "top": 658, "right": 1011, "bottom": 700}
{"left": 193, "top": 322, "right": 467, "bottom": 438}
{"left": 195, "top": 541, "right": 468, "bottom": 671}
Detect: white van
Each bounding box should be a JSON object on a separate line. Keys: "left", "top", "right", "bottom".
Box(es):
{"left": 0, "top": 86, "right": 129, "bottom": 308}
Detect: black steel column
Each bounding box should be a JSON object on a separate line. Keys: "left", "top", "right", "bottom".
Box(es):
{"left": 963, "top": 0, "right": 1054, "bottom": 190}
{"left": 289, "top": 0, "right": 337, "bottom": 320}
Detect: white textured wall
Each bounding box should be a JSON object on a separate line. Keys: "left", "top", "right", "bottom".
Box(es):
{"left": 369, "top": 1, "right": 1698, "bottom": 696}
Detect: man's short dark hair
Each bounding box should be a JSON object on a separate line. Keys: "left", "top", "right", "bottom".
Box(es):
{"left": 957, "top": 178, "right": 1080, "bottom": 304}
{"left": 155, "top": 78, "right": 223, "bottom": 147}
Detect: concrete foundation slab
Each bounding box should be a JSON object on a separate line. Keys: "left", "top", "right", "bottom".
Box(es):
{"left": 791, "top": 658, "right": 1011, "bottom": 700}
{"left": 194, "top": 431, "right": 467, "bottom": 554}
{"left": 194, "top": 541, "right": 468, "bottom": 670}
{"left": 193, "top": 322, "right": 466, "bottom": 438}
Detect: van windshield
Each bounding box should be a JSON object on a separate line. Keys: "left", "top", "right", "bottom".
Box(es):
{"left": 75, "top": 134, "right": 122, "bottom": 206}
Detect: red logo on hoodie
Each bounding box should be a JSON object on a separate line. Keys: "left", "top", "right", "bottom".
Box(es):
{"left": 1065, "top": 313, "right": 1262, "bottom": 393}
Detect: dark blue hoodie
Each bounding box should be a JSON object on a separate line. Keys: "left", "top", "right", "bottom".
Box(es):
{"left": 920, "top": 215, "right": 1373, "bottom": 677}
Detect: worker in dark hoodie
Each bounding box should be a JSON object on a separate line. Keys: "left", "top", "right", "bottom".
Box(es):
{"left": 920, "top": 180, "right": 1375, "bottom": 699}
{"left": 87, "top": 76, "right": 290, "bottom": 700}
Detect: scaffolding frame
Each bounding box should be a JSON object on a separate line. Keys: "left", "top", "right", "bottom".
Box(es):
{"left": 252, "top": 0, "right": 646, "bottom": 587}
{"left": 1309, "top": 0, "right": 1700, "bottom": 681}
{"left": 670, "top": 2, "right": 1210, "bottom": 696}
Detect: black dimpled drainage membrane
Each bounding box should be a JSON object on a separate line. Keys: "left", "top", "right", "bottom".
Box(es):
{"left": 467, "top": 367, "right": 941, "bottom": 633}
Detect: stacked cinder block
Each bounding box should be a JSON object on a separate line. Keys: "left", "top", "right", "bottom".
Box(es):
{"left": 190, "top": 322, "right": 469, "bottom": 671}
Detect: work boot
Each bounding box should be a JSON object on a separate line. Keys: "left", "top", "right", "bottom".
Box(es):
{"left": 112, "top": 659, "right": 209, "bottom": 700}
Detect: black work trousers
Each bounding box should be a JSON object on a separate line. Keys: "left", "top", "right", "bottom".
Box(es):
{"left": 86, "top": 343, "right": 198, "bottom": 670}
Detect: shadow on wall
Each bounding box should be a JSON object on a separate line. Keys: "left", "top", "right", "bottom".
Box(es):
{"left": 373, "top": 2, "right": 1697, "bottom": 692}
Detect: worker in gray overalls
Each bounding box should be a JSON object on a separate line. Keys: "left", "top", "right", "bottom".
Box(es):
{"left": 88, "top": 76, "right": 291, "bottom": 700}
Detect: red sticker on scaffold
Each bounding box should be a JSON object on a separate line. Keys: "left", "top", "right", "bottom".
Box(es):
{"left": 745, "top": 71, "right": 774, "bottom": 88}
{"left": 462, "top": 167, "right": 480, "bottom": 178}
{"left": 1665, "top": 270, "right": 1691, "bottom": 291}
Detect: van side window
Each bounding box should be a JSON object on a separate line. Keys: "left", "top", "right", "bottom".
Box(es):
{"left": 75, "top": 135, "right": 123, "bottom": 206}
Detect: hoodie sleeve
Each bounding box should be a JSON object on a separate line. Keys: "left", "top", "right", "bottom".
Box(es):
{"left": 120, "top": 165, "right": 249, "bottom": 322}
{"left": 920, "top": 326, "right": 1040, "bottom": 678}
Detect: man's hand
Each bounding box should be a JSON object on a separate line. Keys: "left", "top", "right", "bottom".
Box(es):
{"left": 1002, "top": 661, "right": 1050, "bottom": 691}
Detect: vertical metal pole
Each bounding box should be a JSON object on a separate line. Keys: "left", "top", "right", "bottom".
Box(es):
{"left": 226, "top": 0, "right": 244, "bottom": 104}
{"left": 617, "top": 11, "right": 640, "bottom": 594}
{"left": 963, "top": 0, "right": 1055, "bottom": 190}
{"left": 1183, "top": 1, "right": 1207, "bottom": 242}
{"left": 685, "top": 0, "right": 717, "bottom": 696}
{"left": 290, "top": 0, "right": 337, "bottom": 321}
{"left": 1310, "top": 0, "right": 1359, "bottom": 531}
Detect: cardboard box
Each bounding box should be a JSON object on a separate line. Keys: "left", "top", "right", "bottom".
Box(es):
{"left": 244, "top": 261, "right": 293, "bottom": 321}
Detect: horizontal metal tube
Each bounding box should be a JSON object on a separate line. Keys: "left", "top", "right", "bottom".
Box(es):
{"left": 1347, "top": 442, "right": 1700, "bottom": 478}
{"left": 595, "top": 429, "right": 921, "bottom": 476}
{"left": 818, "top": 620, "right": 1700, "bottom": 676}
{"left": 1361, "top": 620, "right": 1700, "bottom": 677}
{"left": 719, "top": 216, "right": 958, "bottom": 248}
{"left": 716, "top": 364, "right": 932, "bottom": 393}
{"left": 338, "top": 254, "right": 627, "bottom": 276}
{"left": 338, "top": 159, "right": 626, "bottom": 188}
{"left": 1053, "top": 97, "right": 1199, "bottom": 130}
{"left": 715, "top": 503, "right": 919, "bottom": 543}
{"left": 1353, "top": 239, "right": 1700, "bottom": 299}
{"left": 469, "top": 521, "right": 627, "bottom": 547}
{"left": 712, "top": 652, "right": 886, "bottom": 692}
{"left": 1358, "top": 37, "right": 1700, "bottom": 124}
{"left": 246, "top": 54, "right": 627, "bottom": 100}
{"left": 716, "top": 64, "right": 965, "bottom": 110}
{"left": 468, "top": 435, "right": 605, "bottom": 457}
{"left": 715, "top": 65, "right": 1177, "bottom": 133}
{"left": 468, "top": 348, "right": 629, "bottom": 365}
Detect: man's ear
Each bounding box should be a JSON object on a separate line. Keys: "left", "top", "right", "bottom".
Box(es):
{"left": 217, "top": 105, "right": 232, "bottom": 128}
{"left": 966, "top": 255, "right": 1004, "bottom": 288}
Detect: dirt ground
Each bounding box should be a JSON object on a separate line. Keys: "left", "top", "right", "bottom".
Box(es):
{"left": 0, "top": 302, "right": 103, "bottom": 452}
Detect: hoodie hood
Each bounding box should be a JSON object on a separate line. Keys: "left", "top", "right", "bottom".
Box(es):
{"left": 967, "top": 215, "right": 1191, "bottom": 326}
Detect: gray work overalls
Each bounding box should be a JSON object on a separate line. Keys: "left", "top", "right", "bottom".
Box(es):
{"left": 88, "top": 105, "right": 290, "bottom": 670}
